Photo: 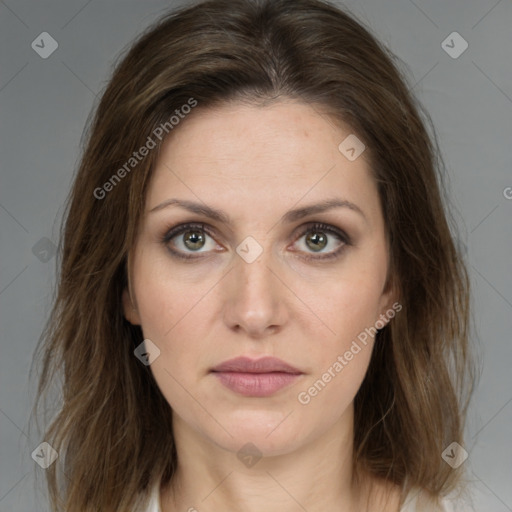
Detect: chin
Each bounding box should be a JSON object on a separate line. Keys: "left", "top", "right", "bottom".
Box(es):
{"left": 204, "top": 409, "right": 313, "bottom": 458}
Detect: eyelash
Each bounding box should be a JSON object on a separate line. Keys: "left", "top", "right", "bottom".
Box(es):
{"left": 160, "top": 222, "right": 351, "bottom": 261}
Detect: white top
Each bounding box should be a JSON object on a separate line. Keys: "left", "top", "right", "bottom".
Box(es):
{"left": 400, "top": 489, "right": 451, "bottom": 511}
{"left": 398, "top": 487, "right": 474, "bottom": 512}
{"left": 142, "top": 483, "right": 470, "bottom": 511}
{"left": 143, "top": 483, "right": 160, "bottom": 512}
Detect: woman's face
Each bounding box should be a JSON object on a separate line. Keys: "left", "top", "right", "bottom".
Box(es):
{"left": 123, "top": 100, "right": 396, "bottom": 457}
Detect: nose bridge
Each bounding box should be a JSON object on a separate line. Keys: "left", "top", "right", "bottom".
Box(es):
{"left": 224, "top": 240, "right": 287, "bottom": 335}
{"left": 238, "top": 252, "right": 275, "bottom": 298}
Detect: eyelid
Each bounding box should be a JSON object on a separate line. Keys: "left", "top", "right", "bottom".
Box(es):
{"left": 293, "top": 222, "right": 350, "bottom": 244}
{"left": 161, "top": 222, "right": 213, "bottom": 244}
{"left": 289, "top": 222, "right": 351, "bottom": 261}
{"left": 161, "top": 222, "right": 222, "bottom": 259}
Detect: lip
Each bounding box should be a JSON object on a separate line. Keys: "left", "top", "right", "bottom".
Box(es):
{"left": 210, "top": 356, "right": 303, "bottom": 397}
{"left": 211, "top": 356, "right": 302, "bottom": 374}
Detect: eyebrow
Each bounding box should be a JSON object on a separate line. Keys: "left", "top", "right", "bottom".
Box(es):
{"left": 149, "top": 197, "right": 367, "bottom": 225}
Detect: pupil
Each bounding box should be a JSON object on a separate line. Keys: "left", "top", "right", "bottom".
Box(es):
{"left": 184, "top": 230, "right": 205, "bottom": 250}
{"left": 307, "top": 232, "right": 326, "bottom": 251}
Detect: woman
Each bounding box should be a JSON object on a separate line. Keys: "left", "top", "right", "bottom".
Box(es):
{"left": 30, "top": 0, "right": 476, "bottom": 510}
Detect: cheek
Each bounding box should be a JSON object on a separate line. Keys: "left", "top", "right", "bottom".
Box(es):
{"left": 296, "top": 288, "right": 377, "bottom": 417}
{"left": 297, "top": 267, "right": 384, "bottom": 405}
{"left": 292, "top": 239, "right": 388, "bottom": 336}
{"left": 131, "top": 249, "right": 213, "bottom": 341}
{"left": 312, "top": 275, "right": 384, "bottom": 348}
{"left": 130, "top": 253, "right": 219, "bottom": 398}
{"left": 296, "top": 346, "right": 373, "bottom": 434}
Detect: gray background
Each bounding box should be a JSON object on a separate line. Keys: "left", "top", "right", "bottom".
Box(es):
{"left": 1, "top": 0, "right": 511, "bottom": 510}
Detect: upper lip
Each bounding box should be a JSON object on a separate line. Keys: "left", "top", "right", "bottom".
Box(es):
{"left": 211, "top": 356, "right": 302, "bottom": 374}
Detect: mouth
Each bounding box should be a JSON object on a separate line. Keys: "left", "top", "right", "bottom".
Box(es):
{"left": 210, "top": 356, "right": 303, "bottom": 397}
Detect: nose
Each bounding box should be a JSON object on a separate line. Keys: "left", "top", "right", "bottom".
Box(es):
{"left": 222, "top": 249, "right": 289, "bottom": 339}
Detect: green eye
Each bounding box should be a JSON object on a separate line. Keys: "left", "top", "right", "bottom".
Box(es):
{"left": 162, "top": 221, "right": 351, "bottom": 261}
{"left": 293, "top": 222, "right": 350, "bottom": 261}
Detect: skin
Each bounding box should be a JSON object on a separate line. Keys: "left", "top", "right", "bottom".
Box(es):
{"left": 123, "top": 100, "right": 401, "bottom": 512}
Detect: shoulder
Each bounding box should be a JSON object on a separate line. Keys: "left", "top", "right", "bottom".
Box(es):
{"left": 400, "top": 487, "right": 476, "bottom": 512}
{"left": 137, "top": 481, "right": 162, "bottom": 512}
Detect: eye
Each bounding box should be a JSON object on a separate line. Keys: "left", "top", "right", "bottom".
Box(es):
{"left": 292, "top": 222, "right": 350, "bottom": 260}
{"left": 161, "top": 222, "right": 220, "bottom": 260}
{"left": 161, "top": 222, "right": 351, "bottom": 261}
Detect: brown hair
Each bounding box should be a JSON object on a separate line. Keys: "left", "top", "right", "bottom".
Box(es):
{"left": 30, "top": 0, "right": 476, "bottom": 510}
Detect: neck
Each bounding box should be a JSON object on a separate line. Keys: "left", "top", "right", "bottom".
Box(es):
{"left": 160, "top": 406, "right": 399, "bottom": 512}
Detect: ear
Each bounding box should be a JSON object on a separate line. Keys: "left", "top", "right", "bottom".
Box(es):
{"left": 377, "top": 273, "right": 400, "bottom": 328}
{"left": 122, "top": 287, "right": 141, "bottom": 325}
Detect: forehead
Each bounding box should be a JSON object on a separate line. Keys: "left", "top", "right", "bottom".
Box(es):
{"left": 155, "top": 100, "right": 359, "bottom": 173}
{"left": 146, "top": 100, "right": 381, "bottom": 226}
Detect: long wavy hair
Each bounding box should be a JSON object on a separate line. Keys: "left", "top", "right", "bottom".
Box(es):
{"left": 30, "top": 0, "right": 476, "bottom": 510}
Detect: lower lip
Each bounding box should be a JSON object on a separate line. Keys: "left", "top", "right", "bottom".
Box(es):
{"left": 212, "top": 371, "right": 301, "bottom": 397}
